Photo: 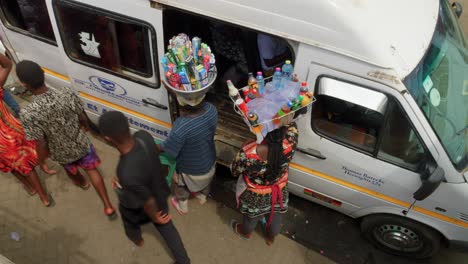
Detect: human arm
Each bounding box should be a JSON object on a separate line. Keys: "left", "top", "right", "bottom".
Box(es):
{"left": 159, "top": 129, "right": 184, "bottom": 159}
{"left": 36, "top": 138, "right": 56, "bottom": 174}
{"left": 78, "top": 111, "right": 90, "bottom": 132}
{"left": 69, "top": 88, "right": 89, "bottom": 131}
{"left": 143, "top": 197, "right": 171, "bottom": 224}
{"left": 20, "top": 111, "right": 56, "bottom": 174}
{"left": 125, "top": 184, "right": 171, "bottom": 224}
{"left": 0, "top": 53, "right": 12, "bottom": 88}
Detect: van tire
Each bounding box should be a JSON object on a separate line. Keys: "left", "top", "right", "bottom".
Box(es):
{"left": 360, "top": 214, "right": 441, "bottom": 259}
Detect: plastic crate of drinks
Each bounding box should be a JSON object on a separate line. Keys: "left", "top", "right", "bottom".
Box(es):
{"left": 227, "top": 72, "right": 315, "bottom": 143}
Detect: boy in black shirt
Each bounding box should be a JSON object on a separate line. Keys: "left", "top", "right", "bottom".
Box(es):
{"left": 99, "top": 111, "right": 190, "bottom": 264}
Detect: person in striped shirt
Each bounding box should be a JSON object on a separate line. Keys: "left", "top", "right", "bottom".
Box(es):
{"left": 159, "top": 98, "right": 218, "bottom": 214}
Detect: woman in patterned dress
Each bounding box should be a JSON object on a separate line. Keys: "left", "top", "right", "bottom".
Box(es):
{"left": 0, "top": 53, "right": 53, "bottom": 206}
{"left": 231, "top": 122, "right": 298, "bottom": 245}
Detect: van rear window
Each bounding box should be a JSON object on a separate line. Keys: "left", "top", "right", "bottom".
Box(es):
{"left": 0, "top": 0, "right": 56, "bottom": 43}
{"left": 54, "top": 1, "right": 155, "bottom": 81}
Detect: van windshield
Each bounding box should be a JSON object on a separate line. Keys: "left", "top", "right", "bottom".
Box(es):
{"left": 404, "top": 0, "right": 467, "bottom": 171}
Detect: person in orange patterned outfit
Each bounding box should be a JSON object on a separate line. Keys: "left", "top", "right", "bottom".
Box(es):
{"left": 0, "top": 53, "right": 54, "bottom": 207}
{"left": 231, "top": 123, "right": 298, "bottom": 245}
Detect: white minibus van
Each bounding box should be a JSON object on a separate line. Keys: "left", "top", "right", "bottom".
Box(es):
{"left": 0, "top": 0, "right": 466, "bottom": 258}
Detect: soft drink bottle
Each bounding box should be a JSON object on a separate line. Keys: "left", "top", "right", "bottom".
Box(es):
{"left": 245, "top": 93, "right": 256, "bottom": 103}
{"left": 247, "top": 112, "right": 263, "bottom": 134}
{"left": 227, "top": 80, "right": 241, "bottom": 101}
{"left": 235, "top": 98, "right": 249, "bottom": 114}
{"left": 273, "top": 103, "right": 291, "bottom": 125}
{"left": 256, "top": 71, "right": 265, "bottom": 94}
{"left": 300, "top": 82, "right": 309, "bottom": 95}
{"left": 248, "top": 72, "right": 258, "bottom": 90}
{"left": 272, "top": 68, "right": 282, "bottom": 90}
{"left": 282, "top": 60, "right": 294, "bottom": 80}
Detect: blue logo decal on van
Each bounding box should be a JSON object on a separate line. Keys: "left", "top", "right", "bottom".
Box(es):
{"left": 74, "top": 77, "right": 141, "bottom": 107}
{"left": 89, "top": 76, "right": 127, "bottom": 96}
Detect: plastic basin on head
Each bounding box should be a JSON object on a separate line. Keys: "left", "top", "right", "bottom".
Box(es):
{"left": 155, "top": 139, "right": 176, "bottom": 186}
{"left": 161, "top": 66, "right": 217, "bottom": 103}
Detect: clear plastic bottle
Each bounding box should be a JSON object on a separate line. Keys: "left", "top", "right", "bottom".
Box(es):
{"left": 256, "top": 71, "right": 265, "bottom": 94}
{"left": 272, "top": 67, "right": 282, "bottom": 90}
{"left": 227, "top": 80, "right": 241, "bottom": 101}
{"left": 281, "top": 60, "right": 294, "bottom": 81}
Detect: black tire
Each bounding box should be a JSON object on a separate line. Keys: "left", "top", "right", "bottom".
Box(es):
{"left": 361, "top": 214, "right": 441, "bottom": 259}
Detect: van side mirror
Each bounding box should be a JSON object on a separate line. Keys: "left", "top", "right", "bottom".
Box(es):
{"left": 452, "top": 2, "right": 463, "bottom": 18}
{"left": 413, "top": 160, "right": 445, "bottom": 201}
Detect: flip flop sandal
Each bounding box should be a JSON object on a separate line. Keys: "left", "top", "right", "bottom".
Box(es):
{"left": 73, "top": 180, "right": 91, "bottom": 190}
{"left": 171, "top": 197, "right": 187, "bottom": 215}
{"left": 260, "top": 217, "right": 275, "bottom": 246}
{"left": 104, "top": 208, "right": 118, "bottom": 221}
{"left": 230, "top": 219, "right": 251, "bottom": 240}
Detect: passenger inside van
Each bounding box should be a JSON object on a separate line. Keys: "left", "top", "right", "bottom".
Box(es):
{"left": 163, "top": 9, "right": 292, "bottom": 89}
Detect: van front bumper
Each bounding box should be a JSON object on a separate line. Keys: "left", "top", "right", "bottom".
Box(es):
{"left": 449, "top": 240, "right": 468, "bottom": 252}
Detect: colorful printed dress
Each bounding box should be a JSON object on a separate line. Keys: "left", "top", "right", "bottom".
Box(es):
{"left": 232, "top": 123, "right": 298, "bottom": 223}
{"left": 0, "top": 88, "right": 38, "bottom": 175}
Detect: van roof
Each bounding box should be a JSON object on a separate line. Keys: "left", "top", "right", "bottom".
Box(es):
{"left": 152, "top": 0, "right": 439, "bottom": 78}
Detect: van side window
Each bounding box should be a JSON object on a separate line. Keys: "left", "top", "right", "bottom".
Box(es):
{"left": 311, "top": 78, "right": 385, "bottom": 153}
{"left": 0, "top": 0, "right": 56, "bottom": 43}
{"left": 312, "top": 77, "right": 427, "bottom": 171}
{"left": 378, "top": 101, "right": 427, "bottom": 170}
{"left": 54, "top": 1, "right": 153, "bottom": 79}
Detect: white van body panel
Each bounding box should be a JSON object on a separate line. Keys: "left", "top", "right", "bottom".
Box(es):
{"left": 152, "top": 0, "right": 438, "bottom": 78}
{"left": 0, "top": 0, "right": 466, "bottom": 250}
{"left": 45, "top": 0, "right": 173, "bottom": 132}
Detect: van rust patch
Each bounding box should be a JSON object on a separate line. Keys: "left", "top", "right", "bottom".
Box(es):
{"left": 367, "top": 70, "right": 401, "bottom": 85}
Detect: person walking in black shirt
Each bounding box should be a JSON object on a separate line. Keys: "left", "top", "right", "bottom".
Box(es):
{"left": 98, "top": 111, "right": 190, "bottom": 264}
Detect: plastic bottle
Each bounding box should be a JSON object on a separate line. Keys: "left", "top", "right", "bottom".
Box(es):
{"left": 282, "top": 60, "right": 294, "bottom": 80}
{"left": 251, "top": 88, "right": 259, "bottom": 98}
{"left": 273, "top": 103, "right": 291, "bottom": 125}
{"left": 256, "top": 72, "right": 265, "bottom": 94}
{"left": 227, "top": 80, "right": 241, "bottom": 101}
{"left": 301, "top": 94, "right": 311, "bottom": 107}
{"left": 248, "top": 72, "right": 258, "bottom": 90}
{"left": 235, "top": 98, "right": 249, "bottom": 114}
{"left": 247, "top": 112, "right": 263, "bottom": 134}
{"left": 245, "top": 93, "right": 256, "bottom": 103}
{"left": 291, "top": 99, "right": 301, "bottom": 111}
{"left": 272, "top": 68, "right": 282, "bottom": 90}
{"left": 300, "top": 82, "right": 309, "bottom": 95}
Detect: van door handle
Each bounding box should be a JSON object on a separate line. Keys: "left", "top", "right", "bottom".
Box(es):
{"left": 297, "top": 147, "right": 327, "bottom": 160}
{"left": 142, "top": 98, "right": 168, "bottom": 110}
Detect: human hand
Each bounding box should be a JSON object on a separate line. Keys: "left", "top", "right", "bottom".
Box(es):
{"left": 154, "top": 211, "right": 171, "bottom": 224}
{"left": 111, "top": 177, "right": 122, "bottom": 190}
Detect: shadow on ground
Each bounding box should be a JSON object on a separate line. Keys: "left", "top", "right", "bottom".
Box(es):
{"left": 211, "top": 166, "right": 444, "bottom": 264}
{"left": 0, "top": 205, "right": 93, "bottom": 264}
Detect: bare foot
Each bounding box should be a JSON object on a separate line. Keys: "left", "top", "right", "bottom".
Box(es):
{"left": 265, "top": 235, "right": 275, "bottom": 246}
{"left": 22, "top": 184, "right": 37, "bottom": 196}
{"left": 133, "top": 239, "right": 144, "bottom": 247}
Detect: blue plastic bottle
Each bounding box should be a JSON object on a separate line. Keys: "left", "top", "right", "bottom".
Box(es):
{"left": 281, "top": 60, "right": 293, "bottom": 81}
{"left": 256, "top": 71, "right": 265, "bottom": 94}
{"left": 273, "top": 67, "right": 282, "bottom": 90}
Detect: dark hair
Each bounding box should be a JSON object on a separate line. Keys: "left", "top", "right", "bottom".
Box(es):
{"left": 180, "top": 102, "right": 204, "bottom": 113}
{"left": 98, "top": 111, "right": 131, "bottom": 144}
{"left": 265, "top": 126, "right": 287, "bottom": 182}
{"left": 16, "top": 60, "right": 45, "bottom": 89}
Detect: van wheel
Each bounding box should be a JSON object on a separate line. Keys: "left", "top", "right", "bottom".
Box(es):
{"left": 360, "top": 214, "right": 441, "bottom": 258}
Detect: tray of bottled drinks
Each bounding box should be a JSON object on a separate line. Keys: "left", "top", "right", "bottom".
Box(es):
{"left": 226, "top": 70, "right": 315, "bottom": 143}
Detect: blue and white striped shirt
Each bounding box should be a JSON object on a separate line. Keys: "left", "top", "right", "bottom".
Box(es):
{"left": 161, "top": 102, "right": 218, "bottom": 175}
